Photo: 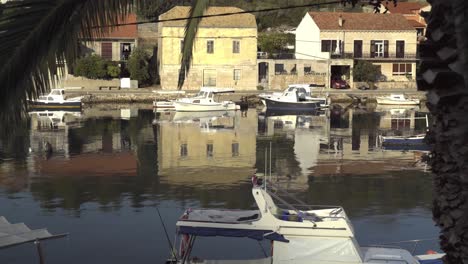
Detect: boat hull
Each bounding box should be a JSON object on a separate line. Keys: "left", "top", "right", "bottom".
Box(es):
{"left": 376, "top": 98, "right": 420, "bottom": 105}
{"left": 264, "top": 98, "right": 320, "bottom": 111}
{"left": 174, "top": 101, "right": 237, "bottom": 112}
{"left": 153, "top": 101, "right": 175, "bottom": 111}
{"left": 381, "top": 135, "right": 429, "bottom": 151}
{"left": 29, "top": 101, "right": 82, "bottom": 111}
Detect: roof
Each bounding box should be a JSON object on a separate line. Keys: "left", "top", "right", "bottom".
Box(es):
{"left": 160, "top": 6, "right": 257, "bottom": 28}
{"left": 0, "top": 216, "right": 67, "bottom": 249}
{"left": 407, "top": 19, "right": 426, "bottom": 28}
{"left": 308, "top": 12, "right": 414, "bottom": 31}
{"left": 383, "top": 2, "right": 428, "bottom": 14}
{"left": 101, "top": 13, "right": 138, "bottom": 39}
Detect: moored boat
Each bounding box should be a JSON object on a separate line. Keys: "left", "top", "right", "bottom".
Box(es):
{"left": 262, "top": 86, "right": 321, "bottom": 111}
{"left": 169, "top": 179, "right": 443, "bottom": 264}
{"left": 376, "top": 94, "right": 420, "bottom": 105}
{"left": 259, "top": 84, "right": 329, "bottom": 108}
{"left": 29, "top": 89, "right": 82, "bottom": 110}
{"left": 174, "top": 87, "right": 238, "bottom": 112}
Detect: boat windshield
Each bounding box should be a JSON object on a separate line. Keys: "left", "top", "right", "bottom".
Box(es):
{"left": 50, "top": 90, "right": 63, "bottom": 96}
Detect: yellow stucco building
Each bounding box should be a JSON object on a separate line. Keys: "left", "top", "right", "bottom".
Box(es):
{"left": 158, "top": 6, "right": 258, "bottom": 90}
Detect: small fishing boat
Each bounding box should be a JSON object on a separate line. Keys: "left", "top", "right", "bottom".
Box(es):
{"left": 259, "top": 84, "right": 329, "bottom": 108}
{"left": 380, "top": 134, "right": 430, "bottom": 151}
{"left": 29, "top": 89, "right": 82, "bottom": 110}
{"left": 376, "top": 94, "right": 420, "bottom": 105}
{"left": 174, "top": 87, "right": 238, "bottom": 112}
{"left": 168, "top": 179, "right": 443, "bottom": 264}
{"left": 262, "top": 86, "right": 322, "bottom": 112}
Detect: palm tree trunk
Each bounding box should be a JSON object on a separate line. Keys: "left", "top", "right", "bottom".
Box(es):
{"left": 419, "top": 0, "right": 468, "bottom": 263}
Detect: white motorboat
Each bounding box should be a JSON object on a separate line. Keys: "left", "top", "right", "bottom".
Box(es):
{"left": 262, "top": 86, "right": 322, "bottom": 112}
{"left": 174, "top": 87, "right": 238, "bottom": 112}
{"left": 28, "top": 89, "right": 82, "bottom": 110}
{"left": 258, "top": 84, "right": 330, "bottom": 110}
{"left": 170, "top": 179, "right": 443, "bottom": 264}
{"left": 259, "top": 84, "right": 329, "bottom": 108}
{"left": 376, "top": 94, "right": 420, "bottom": 105}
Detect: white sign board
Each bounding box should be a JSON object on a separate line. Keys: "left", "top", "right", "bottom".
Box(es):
{"left": 120, "top": 78, "right": 131, "bottom": 89}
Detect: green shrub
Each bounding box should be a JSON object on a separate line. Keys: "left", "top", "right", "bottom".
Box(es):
{"left": 353, "top": 61, "right": 381, "bottom": 82}
{"left": 257, "top": 85, "right": 265, "bottom": 90}
{"left": 127, "top": 48, "right": 150, "bottom": 86}
{"left": 74, "top": 55, "right": 108, "bottom": 79}
{"left": 107, "top": 64, "right": 120, "bottom": 78}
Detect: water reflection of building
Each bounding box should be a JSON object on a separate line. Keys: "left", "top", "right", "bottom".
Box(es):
{"left": 26, "top": 109, "right": 155, "bottom": 178}
{"left": 315, "top": 108, "right": 429, "bottom": 177}
{"left": 257, "top": 111, "right": 330, "bottom": 188}
{"left": 154, "top": 111, "right": 257, "bottom": 185}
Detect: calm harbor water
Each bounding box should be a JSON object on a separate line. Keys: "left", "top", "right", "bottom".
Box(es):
{"left": 0, "top": 105, "right": 439, "bottom": 263}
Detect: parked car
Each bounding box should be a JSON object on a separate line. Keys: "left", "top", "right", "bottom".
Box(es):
{"left": 331, "top": 78, "right": 350, "bottom": 89}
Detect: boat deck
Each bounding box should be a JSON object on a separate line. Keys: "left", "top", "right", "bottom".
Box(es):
{"left": 179, "top": 209, "right": 260, "bottom": 224}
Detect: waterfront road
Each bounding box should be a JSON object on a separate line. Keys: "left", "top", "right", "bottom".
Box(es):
{"left": 66, "top": 88, "right": 426, "bottom": 96}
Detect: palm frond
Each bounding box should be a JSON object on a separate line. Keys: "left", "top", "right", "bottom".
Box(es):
{"left": 177, "top": 0, "right": 209, "bottom": 89}
{"left": 0, "top": 0, "right": 138, "bottom": 126}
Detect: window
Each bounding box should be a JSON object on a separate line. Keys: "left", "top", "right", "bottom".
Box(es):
{"left": 304, "top": 64, "right": 312, "bottom": 74}
{"left": 321, "top": 40, "right": 338, "bottom": 53}
{"left": 233, "top": 69, "right": 241, "bottom": 81}
{"left": 180, "top": 39, "right": 184, "bottom": 53}
{"left": 206, "top": 143, "right": 213, "bottom": 158}
{"left": 120, "top": 43, "right": 131, "bottom": 60}
{"left": 354, "top": 40, "right": 363, "bottom": 58}
{"left": 203, "top": 69, "right": 217, "bottom": 86}
{"left": 180, "top": 144, "right": 188, "bottom": 157}
{"left": 232, "top": 142, "right": 239, "bottom": 157}
{"left": 392, "top": 63, "right": 413, "bottom": 76}
{"left": 101, "top": 42, "right": 112, "bottom": 60}
{"left": 275, "top": 64, "right": 285, "bottom": 75}
{"left": 232, "top": 40, "right": 240, "bottom": 53}
{"left": 370, "top": 40, "right": 389, "bottom": 58}
{"left": 207, "top": 40, "right": 214, "bottom": 54}
{"left": 396, "top": 41, "right": 405, "bottom": 58}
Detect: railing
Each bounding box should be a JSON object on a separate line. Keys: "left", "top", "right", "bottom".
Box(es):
{"left": 331, "top": 52, "right": 418, "bottom": 60}
{"left": 258, "top": 53, "right": 296, "bottom": 59}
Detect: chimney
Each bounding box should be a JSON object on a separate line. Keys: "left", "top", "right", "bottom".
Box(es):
{"left": 338, "top": 15, "right": 343, "bottom": 27}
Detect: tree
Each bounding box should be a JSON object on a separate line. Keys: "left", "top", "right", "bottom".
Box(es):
{"left": 258, "top": 33, "right": 295, "bottom": 56}
{"left": 418, "top": 1, "right": 468, "bottom": 263}
{"left": 127, "top": 48, "right": 150, "bottom": 86}
{"left": 352, "top": 61, "right": 380, "bottom": 82}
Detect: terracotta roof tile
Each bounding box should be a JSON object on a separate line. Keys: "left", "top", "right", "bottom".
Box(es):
{"left": 308, "top": 12, "right": 415, "bottom": 31}
{"left": 383, "top": 2, "right": 428, "bottom": 14}
{"left": 407, "top": 19, "right": 426, "bottom": 28}
{"left": 101, "top": 13, "right": 138, "bottom": 39}
{"left": 160, "top": 6, "right": 256, "bottom": 28}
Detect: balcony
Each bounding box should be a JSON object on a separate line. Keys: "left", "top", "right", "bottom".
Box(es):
{"left": 331, "top": 52, "right": 418, "bottom": 61}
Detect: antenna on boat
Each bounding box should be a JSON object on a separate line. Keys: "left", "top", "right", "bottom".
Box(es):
{"left": 264, "top": 147, "right": 267, "bottom": 190}
{"left": 156, "top": 206, "right": 178, "bottom": 261}
{"left": 269, "top": 141, "right": 272, "bottom": 184}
